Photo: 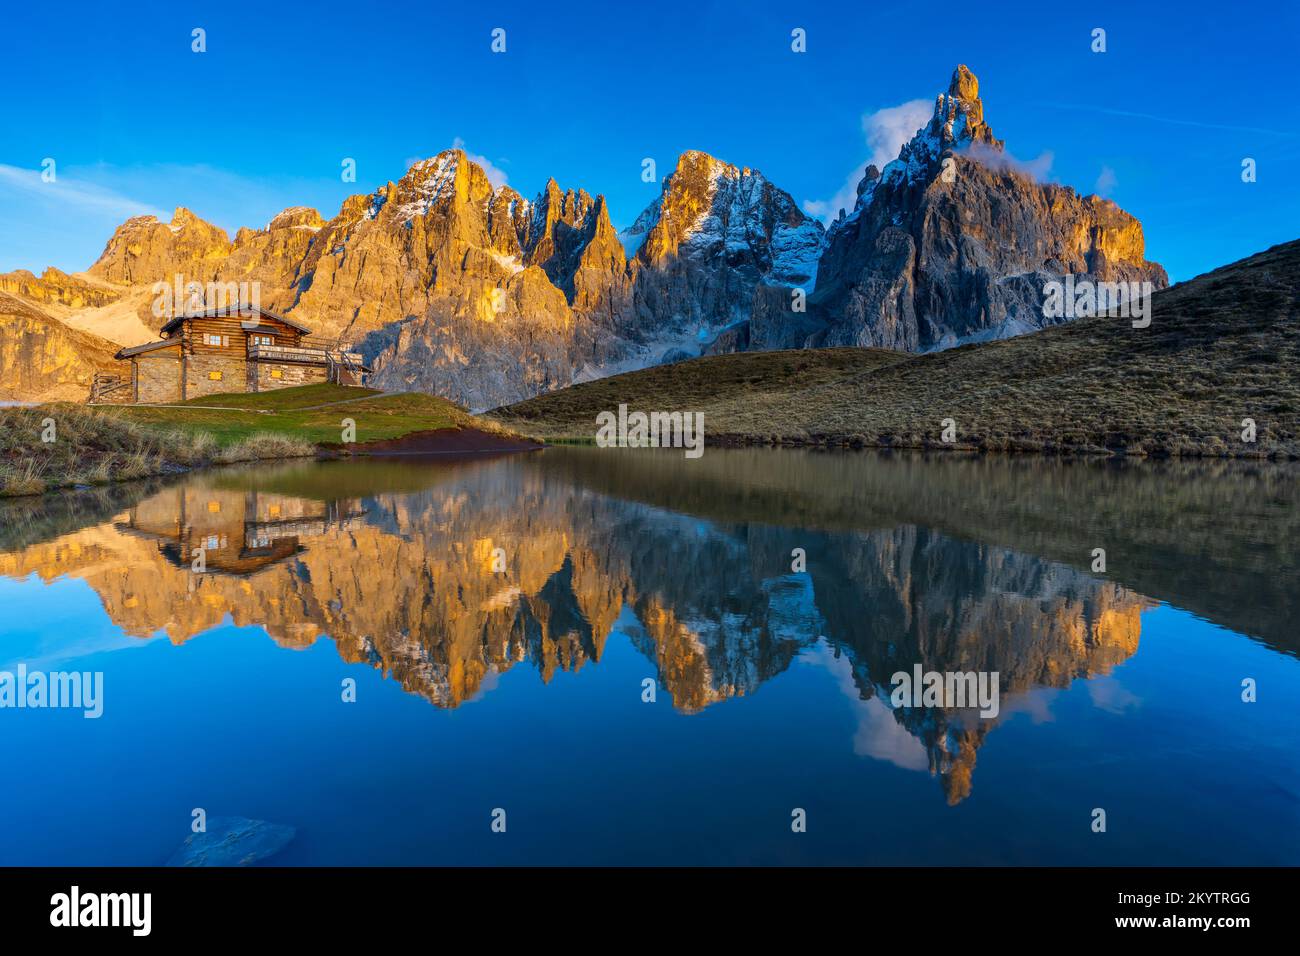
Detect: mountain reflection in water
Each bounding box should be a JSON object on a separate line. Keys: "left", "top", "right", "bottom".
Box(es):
{"left": 11, "top": 447, "right": 1292, "bottom": 812}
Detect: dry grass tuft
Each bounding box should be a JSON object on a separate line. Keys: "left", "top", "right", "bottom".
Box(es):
{"left": 214, "top": 433, "right": 317, "bottom": 463}
{"left": 0, "top": 404, "right": 313, "bottom": 497}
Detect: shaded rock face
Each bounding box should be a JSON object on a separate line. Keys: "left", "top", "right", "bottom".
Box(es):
{"left": 805, "top": 65, "right": 1168, "bottom": 351}
{"left": 619, "top": 151, "right": 824, "bottom": 362}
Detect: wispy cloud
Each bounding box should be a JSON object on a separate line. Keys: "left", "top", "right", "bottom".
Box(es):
{"left": 1086, "top": 676, "right": 1141, "bottom": 714}
{"left": 1094, "top": 165, "right": 1117, "bottom": 197}
{"left": 803, "top": 98, "right": 933, "bottom": 223}
{"left": 454, "top": 138, "right": 509, "bottom": 189}
{"left": 404, "top": 139, "right": 510, "bottom": 189}
{"left": 0, "top": 161, "right": 347, "bottom": 273}
{"left": 961, "top": 142, "right": 1055, "bottom": 182}
{"left": 802, "top": 641, "right": 929, "bottom": 770}
{"left": 0, "top": 163, "right": 166, "bottom": 220}
{"left": 1038, "top": 102, "right": 1296, "bottom": 138}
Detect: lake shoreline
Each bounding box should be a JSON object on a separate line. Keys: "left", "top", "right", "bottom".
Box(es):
{"left": 1, "top": 385, "right": 540, "bottom": 499}
{"left": 494, "top": 431, "right": 1298, "bottom": 460}
{"left": 0, "top": 420, "right": 542, "bottom": 500}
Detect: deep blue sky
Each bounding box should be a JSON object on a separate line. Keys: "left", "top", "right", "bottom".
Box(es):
{"left": 2, "top": 0, "right": 1297, "bottom": 283}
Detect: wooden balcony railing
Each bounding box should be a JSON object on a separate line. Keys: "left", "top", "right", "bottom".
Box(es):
{"left": 246, "top": 344, "right": 365, "bottom": 365}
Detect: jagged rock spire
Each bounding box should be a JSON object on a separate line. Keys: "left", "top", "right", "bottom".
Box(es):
{"left": 812, "top": 64, "right": 1167, "bottom": 353}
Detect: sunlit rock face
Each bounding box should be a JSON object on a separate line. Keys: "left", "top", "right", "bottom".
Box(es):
{"left": 0, "top": 267, "right": 120, "bottom": 310}
{"left": 0, "top": 292, "right": 120, "bottom": 401}
{"left": 75, "top": 153, "right": 602, "bottom": 408}
{"left": 807, "top": 65, "right": 1168, "bottom": 351}
{"left": 218, "top": 206, "right": 326, "bottom": 313}
{"left": 44, "top": 147, "right": 821, "bottom": 407}
{"left": 0, "top": 455, "right": 1147, "bottom": 801}
{"left": 90, "top": 207, "right": 234, "bottom": 287}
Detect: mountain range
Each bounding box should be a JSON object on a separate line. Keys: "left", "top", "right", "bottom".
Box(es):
{"left": 0, "top": 65, "right": 1168, "bottom": 408}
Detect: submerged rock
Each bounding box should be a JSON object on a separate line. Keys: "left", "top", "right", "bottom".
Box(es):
{"left": 166, "top": 816, "right": 296, "bottom": 867}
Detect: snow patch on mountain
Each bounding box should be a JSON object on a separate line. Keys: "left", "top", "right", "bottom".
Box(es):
{"left": 489, "top": 251, "right": 525, "bottom": 274}
{"left": 617, "top": 195, "right": 660, "bottom": 259}
{"left": 393, "top": 152, "right": 459, "bottom": 221}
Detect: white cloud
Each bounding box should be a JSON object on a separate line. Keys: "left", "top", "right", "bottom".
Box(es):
{"left": 1094, "top": 165, "right": 1117, "bottom": 198}
{"left": 452, "top": 137, "right": 509, "bottom": 189}
{"left": 803, "top": 99, "right": 932, "bottom": 223}
{"left": 801, "top": 641, "right": 929, "bottom": 771}
{"left": 0, "top": 163, "right": 166, "bottom": 220}
{"left": 1086, "top": 675, "right": 1140, "bottom": 714}
{"left": 961, "top": 141, "right": 1055, "bottom": 182}
{"left": 863, "top": 100, "right": 936, "bottom": 171}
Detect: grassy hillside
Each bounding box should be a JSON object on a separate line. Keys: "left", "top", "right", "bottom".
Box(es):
{"left": 173, "top": 382, "right": 383, "bottom": 410}
{"left": 491, "top": 347, "right": 907, "bottom": 439}
{"left": 492, "top": 240, "right": 1300, "bottom": 458}
{"left": 106, "top": 385, "right": 522, "bottom": 447}
{"left": 2, "top": 385, "right": 529, "bottom": 496}
{"left": 0, "top": 405, "right": 239, "bottom": 497}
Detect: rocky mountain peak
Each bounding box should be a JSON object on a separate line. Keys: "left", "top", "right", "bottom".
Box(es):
{"left": 610, "top": 149, "right": 826, "bottom": 363}
{"left": 624, "top": 149, "right": 820, "bottom": 267}
{"left": 89, "top": 207, "right": 231, "bottom": 285}
{"left": 266, "top": 206, "right": 325, "bottom": 231}
{"left": 526, "top": 179, "right": 597, "bottom": 264}
{"left": 539, "top": 193, "right": 630, "bottom": 316}
{"left": 169, "top": 206, "right": 203, "bottom": 230}
{"left": 948, "top": 62, "right": 979, "bottom": 100}
{"left": 677, "top": 149, "right": 744, "bottom": 177}
{"left": 847, "top": 64, "right": 1004, "bottom": 220}
{"left": 808, "top": 65, "right": 1167, "bottom": 352}
{"left": 486, "top": 185, "right": 531, "bottom": 257}
{"left": 930, "top": 63, "right": 999, "bottom": 151}
{"left": 382, "top": 149, "right": 488, "bottom": 224}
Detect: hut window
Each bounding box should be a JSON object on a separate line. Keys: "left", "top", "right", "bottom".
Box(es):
{"left": 203, "top": 333, "right": 229, "bottom": 346}
{"left": 208, "top": 370, "right": 223, "bottom": 381}
{"left": 270, "top": 369, "right": 282, "bottom": 378}
{"left": 251, "top": 334, "right": 274, "bottom": 346}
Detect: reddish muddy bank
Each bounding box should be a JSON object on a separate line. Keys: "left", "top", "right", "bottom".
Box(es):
{"left": 343, "top": 426, "right": 543, "bottom": 456}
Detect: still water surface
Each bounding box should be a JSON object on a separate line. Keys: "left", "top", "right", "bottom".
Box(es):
{"left": 1, "top": 448, "right": 1296, "bottom": 865}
